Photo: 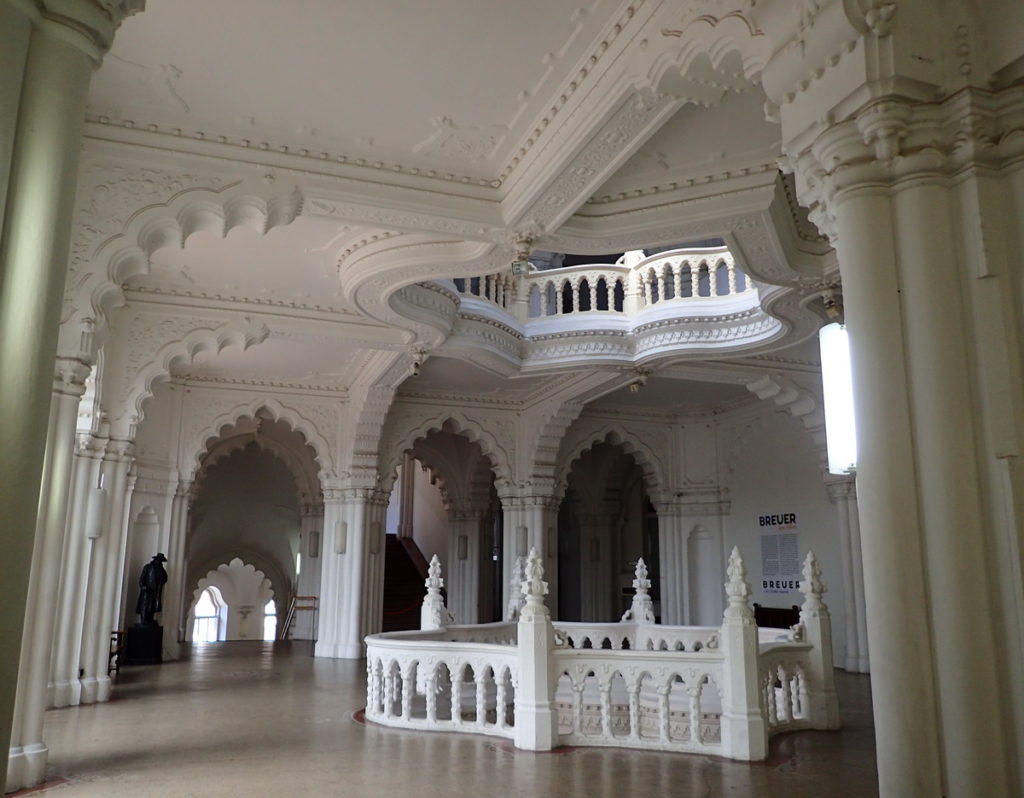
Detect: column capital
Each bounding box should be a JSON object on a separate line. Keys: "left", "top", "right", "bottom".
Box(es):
{"left": 52, "top": 357, "right": 91, "bottom": 398}
{"left": 15, "top": 0, "right": 145, "bottom": 63}
{"left": 781, "top": 83, "right": 1024, "bottom": 241}
{"left": 825, "top": 475, "right": 857, "bottom": 502}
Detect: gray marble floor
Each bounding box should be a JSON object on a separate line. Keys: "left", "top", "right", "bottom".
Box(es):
{"left": 31, "top": 641, "right": 879, "bottom": 797}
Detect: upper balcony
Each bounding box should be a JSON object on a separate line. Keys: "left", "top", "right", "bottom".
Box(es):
{"left": 434, "top": 246, "right": 784, "bottom": 371}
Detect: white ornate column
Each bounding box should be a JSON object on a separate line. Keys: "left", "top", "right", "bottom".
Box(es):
{"left": 160, "top": 478, "right": 191, "bottom": 657}
{"left": 315, "top": 488, "right": 354, "bottom": 658}
{"left": 576, "top": 510, "right": 614, "bottom": 622}
{"left": 0, "top": 2, "right": 140, "bottom": 785}
{"left": 315, "top": 486, "right": 388, "bottom": 658}
{"left": 656, "top": 489, "right": 728, "bottom": 626}
{"left": 7, "top": 358, "right": 89, "bottom": 792}
{"left": 502, "top": 492, "right": 559, "bottom": 618}
{"left": 396, "top": 452, "right": 415, "bottom": 540}
{"left": 78, "top": 438, "right": 134, "bottom": 704}
{"left": 759, "top": 2, "right": 1023, "bottom": 790}
{"left": 447, "top": 507, "right": 486, "bottom": 624}
{"left": 826, "top": 477, "right": 869, "bottom": 673}
{"left": 292, "top": 502, "right": 324, "bottom": 640}
{"left": 50, "top": 432, "right": 95, "bottom": 707}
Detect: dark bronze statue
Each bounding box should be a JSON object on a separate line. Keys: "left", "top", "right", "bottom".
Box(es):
{"left": 136, "top": 553, "right": 168, "bottom": 625}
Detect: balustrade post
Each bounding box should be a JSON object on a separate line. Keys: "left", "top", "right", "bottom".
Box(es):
{"left": 599, "top": 684, "right": 612, "bottom": 737}
{"left": 425, "top": 673, "right": 437, "bottom": 723}
{"left": 798, "top": 552, "right": 840, "bottom": 730}
{"left": 718, "top": 547, "right": 767, "bottom": 760}
{"left": 475, "top": 672, "right": 487, "bottom": 727}
{"left": 628, "top": 684, "right": 640, "bottom": 740}
{"left": 514, "top": 549, "right": 557, "bottom": 751}
{"left": 510, "top": 273, "right": 529, "bottom": 322}
{"left": 401, "top": 663, "right": 415, "bottom": 721}
{"left": 688, "top": 686, "right": 702, "bottom": 744}
{"left": 657, "top": 685, "right": 671, "bottom": 743}
{"left": 450, "top": 668, "right": 463, "bottom": 725}
{"left": 778, "top": 667, "right": 792, "bottom": 723}
{"left": 495, "top": 677, "right": 508, "bottom": 729}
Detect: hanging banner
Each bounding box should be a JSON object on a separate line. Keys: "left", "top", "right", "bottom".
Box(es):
{"left": 759, "top": 512, "right": 800, "bottom": 594}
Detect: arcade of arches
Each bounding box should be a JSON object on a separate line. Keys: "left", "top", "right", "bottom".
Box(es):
{"left": 2, "top": 2, "right": 1023, "bottom": 797}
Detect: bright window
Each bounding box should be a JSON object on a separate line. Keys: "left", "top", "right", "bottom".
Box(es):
{"left": 263, "top": 599, "right": 277, "bottom": 642}
{"left": 192, "top": 586, "right": 224, "bottom": 643}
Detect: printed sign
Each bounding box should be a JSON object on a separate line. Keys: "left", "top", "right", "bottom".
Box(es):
{"left": 759, "top": 512, "right": 800, "bottom": 594}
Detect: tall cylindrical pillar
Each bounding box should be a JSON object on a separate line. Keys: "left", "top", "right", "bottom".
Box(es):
{"left": 6, "top": 361, "right": 88, "bottom": 791}
{"left": 50, "top": 433, "right": 99, "bottom": 707}
{"left": 0, "top": 3, "right": 134, "bottom": 787}
{"left": 832, "top": 187, "right": 943, "bottom": 795}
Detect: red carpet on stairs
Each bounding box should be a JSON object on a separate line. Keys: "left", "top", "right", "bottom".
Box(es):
{"left": 381, "top": 535, "right": 427, "bottom": 632}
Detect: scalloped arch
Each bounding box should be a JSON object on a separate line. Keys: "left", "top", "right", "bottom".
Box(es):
{"left": 378, "top": 410, "right": 512, "bottom": 494}
{"left": 197, "top": 434, "right": 321, "bottom": 505}
{"left": 641, "top": 11, "right": 768, "bottom": 96}
{"left": 186, "top": 396, "right": 335, "bottom": 484}
{"left": 119, "top": 319, "right": 270, "bottom": 431}
{"left": 556, "top": 425, "right": 669, "bottom": 504}
{"left": 64, "top": 180, "right": 303, "bottom": 336}
{"left": 187, "top": 547, "right": 291, "bottom": 619}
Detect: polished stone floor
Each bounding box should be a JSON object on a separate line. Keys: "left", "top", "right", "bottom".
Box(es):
{"left": 33, "top": 641, "right": 879, "bottom": 797}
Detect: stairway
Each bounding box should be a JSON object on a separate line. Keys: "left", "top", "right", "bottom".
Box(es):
{"left": 382, "top": 536, "right": 427, "bottom": 632}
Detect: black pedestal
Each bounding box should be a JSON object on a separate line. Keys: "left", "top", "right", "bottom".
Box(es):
{"left": 125, "top": 623, "right": 163, "bottom": 665}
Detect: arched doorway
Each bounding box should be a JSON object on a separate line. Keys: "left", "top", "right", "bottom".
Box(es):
{"left": 558, "top": 442, "right": 659, "bottom": 622}
{"left": 382, "top": 423, "right": 501, "bottom": 629}
{"left": 185, "top": 411, "right": 322, "bottom": 644}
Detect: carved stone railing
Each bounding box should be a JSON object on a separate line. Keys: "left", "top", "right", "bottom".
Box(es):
{"left": 758, "top": 641, "right": 814, "bottom": 737}
{"left": 364, "top": 622, "right": 519, "bottom": 740}
{"left": 363, "top": 551, "right": 839, "bottom": 760}
{"left": 449, "top": 246, "right": 754, "bottom": 324}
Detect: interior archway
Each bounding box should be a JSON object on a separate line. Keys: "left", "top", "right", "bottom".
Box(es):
{"left": 382, "top": 422, "right": 502, "bottom": 629}
{"left": 558, "top": 441, "right": 659, "bottom": 622}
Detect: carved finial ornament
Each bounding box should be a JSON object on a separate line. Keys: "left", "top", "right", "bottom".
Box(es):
{"left": 522, "top": 547, "right": 548, "bottom": 600}
{"left": 724, "top": 546, "right": 753, "bottom": 620}
{"left": 799, "top": 550, "right": 828, "bottom": 611}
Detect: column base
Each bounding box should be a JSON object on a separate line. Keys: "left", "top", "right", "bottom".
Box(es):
{"left": 6, "top": 741, "right": 48, "bottom": 792}
{"left": 314, "top": 640, "right": 364, "bottom": 659}
{"left": 79, "top": 675, "right": 98, "bottom": 704}
{"left": 95, "top": 674, "right": 113, "bottom": 703}
{"left": 51, "top": 678, "right": 81, "bottom": 708}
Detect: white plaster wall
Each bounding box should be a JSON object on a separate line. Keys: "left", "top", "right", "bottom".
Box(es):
{"left": 722, "top": 406, "right": 846, "bottom": 663}
{"left": 411, "top": 463, "right": 448, "bottom": 564}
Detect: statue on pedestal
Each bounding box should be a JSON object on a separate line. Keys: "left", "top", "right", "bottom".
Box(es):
{"left": 136, "top": 552, "right": 168, "bottom": 625}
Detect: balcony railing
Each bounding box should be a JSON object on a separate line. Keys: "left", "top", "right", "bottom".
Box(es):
{"left": 364, "top": 547, "right": 839, "bottom": 760}
{"left": 450, "top": 246, "right": 753, "bottom": 323}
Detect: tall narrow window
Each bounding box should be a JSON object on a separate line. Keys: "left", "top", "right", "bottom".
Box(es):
{"left": 192, "top": 587, "right": 224, "bottom": 643}
{"left": 263, "top": 599, "right": 277, "bottom": 642}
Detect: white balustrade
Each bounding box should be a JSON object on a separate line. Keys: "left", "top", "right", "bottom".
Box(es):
{"left": 446, "top": 246, "right": 754, "bottom": 323}
{"left": 363, "top": 551, "right": 838, "bottom": 761}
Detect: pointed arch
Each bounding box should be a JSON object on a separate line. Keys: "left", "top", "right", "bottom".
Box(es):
{"left": 556, "top": 425, "right": 669, "bottom": 505}
{"left": 185, "top": 396, "right": 335, "bottom": 485}
{"left": 378, "top": 409, "right": 514, "bottom": 494}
